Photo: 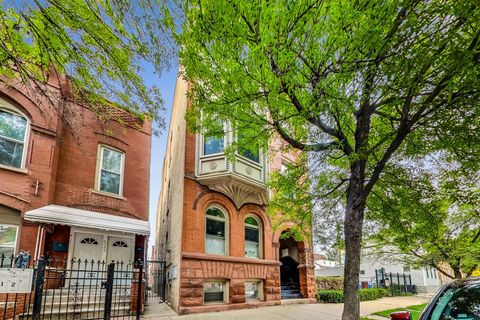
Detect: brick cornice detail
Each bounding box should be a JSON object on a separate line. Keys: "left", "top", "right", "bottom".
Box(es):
{"left": 182, "top": 252, "right": 281, "bottom": 266}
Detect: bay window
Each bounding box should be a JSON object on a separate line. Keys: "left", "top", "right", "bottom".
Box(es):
{"left": 203, "top": 121, "right": 224, "bottom": 155}
{"left": 237, "top": 129, "right": 260, "bottom": 163}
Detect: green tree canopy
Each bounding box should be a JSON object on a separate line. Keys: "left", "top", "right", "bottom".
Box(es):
{"left": 1, "top": 0, "right": 175, "bottom": 130}
{"left": 172, "top": 0, "right": 480, "bottom": 318}
{"left": 368, "top": 158, "right": 480, "bottom": 280}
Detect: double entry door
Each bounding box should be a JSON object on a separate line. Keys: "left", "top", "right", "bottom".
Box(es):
{"left": 70, "top": 230, "right": 134, "bottom": 286}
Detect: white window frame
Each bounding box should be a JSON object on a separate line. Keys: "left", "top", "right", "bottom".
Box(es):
{"left": 203, "top": 280, "right": 228, "bottom": 304}
{"left": 245, "top": 280, "right": 264, "bottom": 301}
{"left": 95, "top": 145, "right": 125, "bottom": 197}
{"left": 0, "top": 223, "right": 19, "bottom": 259}
{"left": 244, "top": 214, "right": 262, "bottom": 259}
{"left": 205, "top": 206, "right": 229, "bottom": 256}
{"left": 0, "top": 103, "right": 30, "bottom": 170}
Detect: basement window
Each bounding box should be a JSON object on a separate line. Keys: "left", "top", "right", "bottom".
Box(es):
{"left": 204, "top": 281, "right": 227, "bottom": 304}
{"left": 245, "top": 280, "right": 263, "bottom": 301}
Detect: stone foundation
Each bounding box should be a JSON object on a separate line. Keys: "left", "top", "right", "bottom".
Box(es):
{"left": 178, "top": 253, "right": 287, "bottom": 314}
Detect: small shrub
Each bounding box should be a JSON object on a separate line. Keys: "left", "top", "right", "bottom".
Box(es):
{"left": 316, "top": 288, "right": 389, "bottom": 303}
{"left": 316, "top": 289, "right": 344, "bottom": 303}
{"left": 359, "top": 288, "right": 389, "bottom": 301}
{"left": 316, "top": 276, "right": 344, "bottom": 290}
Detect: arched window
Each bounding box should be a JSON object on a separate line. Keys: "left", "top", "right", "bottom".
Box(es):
{"left": 0, "top": 104, "right": 28, "bottom": 169}
{"left": 205, "top": 207, "right": 227, "bottom": 255}
{"left": 112, "top": 241, "right": 128, "bottom": 248}
{"left": 245, "top": 215, "right": 262, "bottom": 258}
{"left": 80, "top": 238, "right": 99, "bottom": 245}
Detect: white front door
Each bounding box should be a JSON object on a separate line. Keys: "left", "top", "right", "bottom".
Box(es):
{"left": 73, "top": 233, "right": 104, "bottom": 262}
{"left": 71, "top": 233, "right": 104, "bottom": 286}
{"left": 106, "top": 236, "right": 134, "bottom": 264}
{"left": 106, "top": 237, "right": 134, "bottom": 288}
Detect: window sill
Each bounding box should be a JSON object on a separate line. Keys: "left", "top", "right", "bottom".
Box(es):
{"left": 91, "top": 189, "right": 125, "bottom": 200}
{"left": 0, "top": 164, "right": 28, "bottom": 174}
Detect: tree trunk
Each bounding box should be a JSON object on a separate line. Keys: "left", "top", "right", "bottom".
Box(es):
{"left": 453, "top": 267, "right": 463, "bottom": 279}
{"left": 342, "top": 175, "right": 367, "bottom": 320}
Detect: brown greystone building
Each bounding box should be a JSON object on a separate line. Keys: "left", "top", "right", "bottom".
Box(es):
{"left": 155, "top": 75, "right": 316, "bottom": 315}
{"left": 0, "top": 72, "right": 151, "bottom": 269}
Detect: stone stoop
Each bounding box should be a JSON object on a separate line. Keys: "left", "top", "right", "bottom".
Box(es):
{"left": 280, "top": 298, "right": 312, "bottom": 305}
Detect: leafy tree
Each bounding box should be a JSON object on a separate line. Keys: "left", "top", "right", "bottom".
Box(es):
{"left": 172, "top": 0, "right": 480, "bottom": 318}
{"left": 0, "top": 0, "right": 174, "bottom": 130}
{"left": 368, "top": 159, "right": 480, "bottom": 280}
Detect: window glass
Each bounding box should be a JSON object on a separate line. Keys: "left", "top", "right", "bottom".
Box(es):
{"left": 203, "top": 121, "right": 224, "bottom": 155}
{"left": 0, "top": 224, "right": 18, "bottom": 263}
{"left": 99, "top": 147, "right": 123, "bottom": 195}
{"left": 0, "top": 110, "right": 27, "bottom": 168}
{"left": 245, "top": 226, "right": 259, "bottom": 242}
{"left": 206, "top": 207, "right": 226, "bottom": 255}
{"left": 204, "top": 136, "right": 224, "bottom": 155}
{"left": 429, "top": 285, "right": 480, "bottom": 320}
{"left": 245, "top": 281, "right": 260, "bottom": 300}
{"left": 204, "top": 282, "right": 225, "bottom": 303}
{"left": 245, "top": 216, "right": 258, "bottom": 226}
{"left": 0, "top": 110, "right": 27, "bottom": 141}
{"left": 245, "top": 216, "right": 260, "bottom": 258}
{"left": 237, "top": 129, "right": 259, "bottom": 163}
{"left": 206, "top": 208, "right": 225, "bottom": 219}
{"left": 206, "top": 219, "right": 225, "bottom": 238}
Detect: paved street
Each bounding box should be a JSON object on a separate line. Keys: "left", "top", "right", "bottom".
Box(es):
{"left": 143, "top": 296, "right": 430, "bottom": 320}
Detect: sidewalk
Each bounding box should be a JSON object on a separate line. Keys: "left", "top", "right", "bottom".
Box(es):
{"left": 142, "top": 296, "right": 430, "bottom": 320}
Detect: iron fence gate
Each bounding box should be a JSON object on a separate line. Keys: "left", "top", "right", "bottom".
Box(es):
{"left": 375, "top": 268, "right": 417, "bottom": 295}
{"left": 0, "top": 255, "right": 146, "bottom": 320}
{"left": 144, "top": 260, "right": 166, "bottom": 305}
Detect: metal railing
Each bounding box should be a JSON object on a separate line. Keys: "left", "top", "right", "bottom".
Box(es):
{"left": 0, "top": 255, "right": 146, "bottom": 320}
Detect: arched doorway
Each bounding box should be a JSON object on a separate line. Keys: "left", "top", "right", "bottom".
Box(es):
{"left": 279, "top": 232, "right": 303, "bottom": 299}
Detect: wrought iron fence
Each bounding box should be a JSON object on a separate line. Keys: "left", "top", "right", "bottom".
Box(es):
{"left": 0, "top": 255, "right": 147, "bottom": 320}
{"left": 375, "top": 268, "right": 417, "bottom": 295}
{"left": 144, "top": 260, "right": 166, "bottom": 305}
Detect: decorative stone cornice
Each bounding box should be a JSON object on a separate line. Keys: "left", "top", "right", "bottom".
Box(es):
{"left": 197, "top": 174, "right": 268, "bottom": 209}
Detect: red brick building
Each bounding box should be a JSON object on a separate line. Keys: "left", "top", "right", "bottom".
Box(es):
{"left": 0, "top": 72, "right": 151, "bottom": 268}
{"left": 155, "top": 75, "right": 316, "bottom": 315}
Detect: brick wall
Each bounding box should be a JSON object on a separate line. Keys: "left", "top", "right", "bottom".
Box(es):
{"left": 156, "top": 73, "right": 316, "bottom": 315}
{"left": 0, "top": 72, "right": 151, "bottom": 259}
{"left": 155, "top": 73, "right": 188, "bottom": 311}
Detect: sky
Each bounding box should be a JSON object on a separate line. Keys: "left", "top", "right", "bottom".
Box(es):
{"left": 141, "top": 63, "right": 178, "bottom": 254}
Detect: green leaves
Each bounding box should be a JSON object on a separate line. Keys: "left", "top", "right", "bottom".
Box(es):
{"left": 368, "top": 161, "right": 480, "bottom": 278}
{"left": 1, "top": 1, "right": 175, "bottom": 132}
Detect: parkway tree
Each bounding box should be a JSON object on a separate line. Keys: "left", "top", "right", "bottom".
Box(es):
{"left": 172, "top": 0, "right": 480, "bottom": 318}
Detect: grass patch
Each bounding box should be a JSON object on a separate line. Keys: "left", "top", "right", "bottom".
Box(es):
{"left": 373, "top": 304, "right": 427, "bottom": 320}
